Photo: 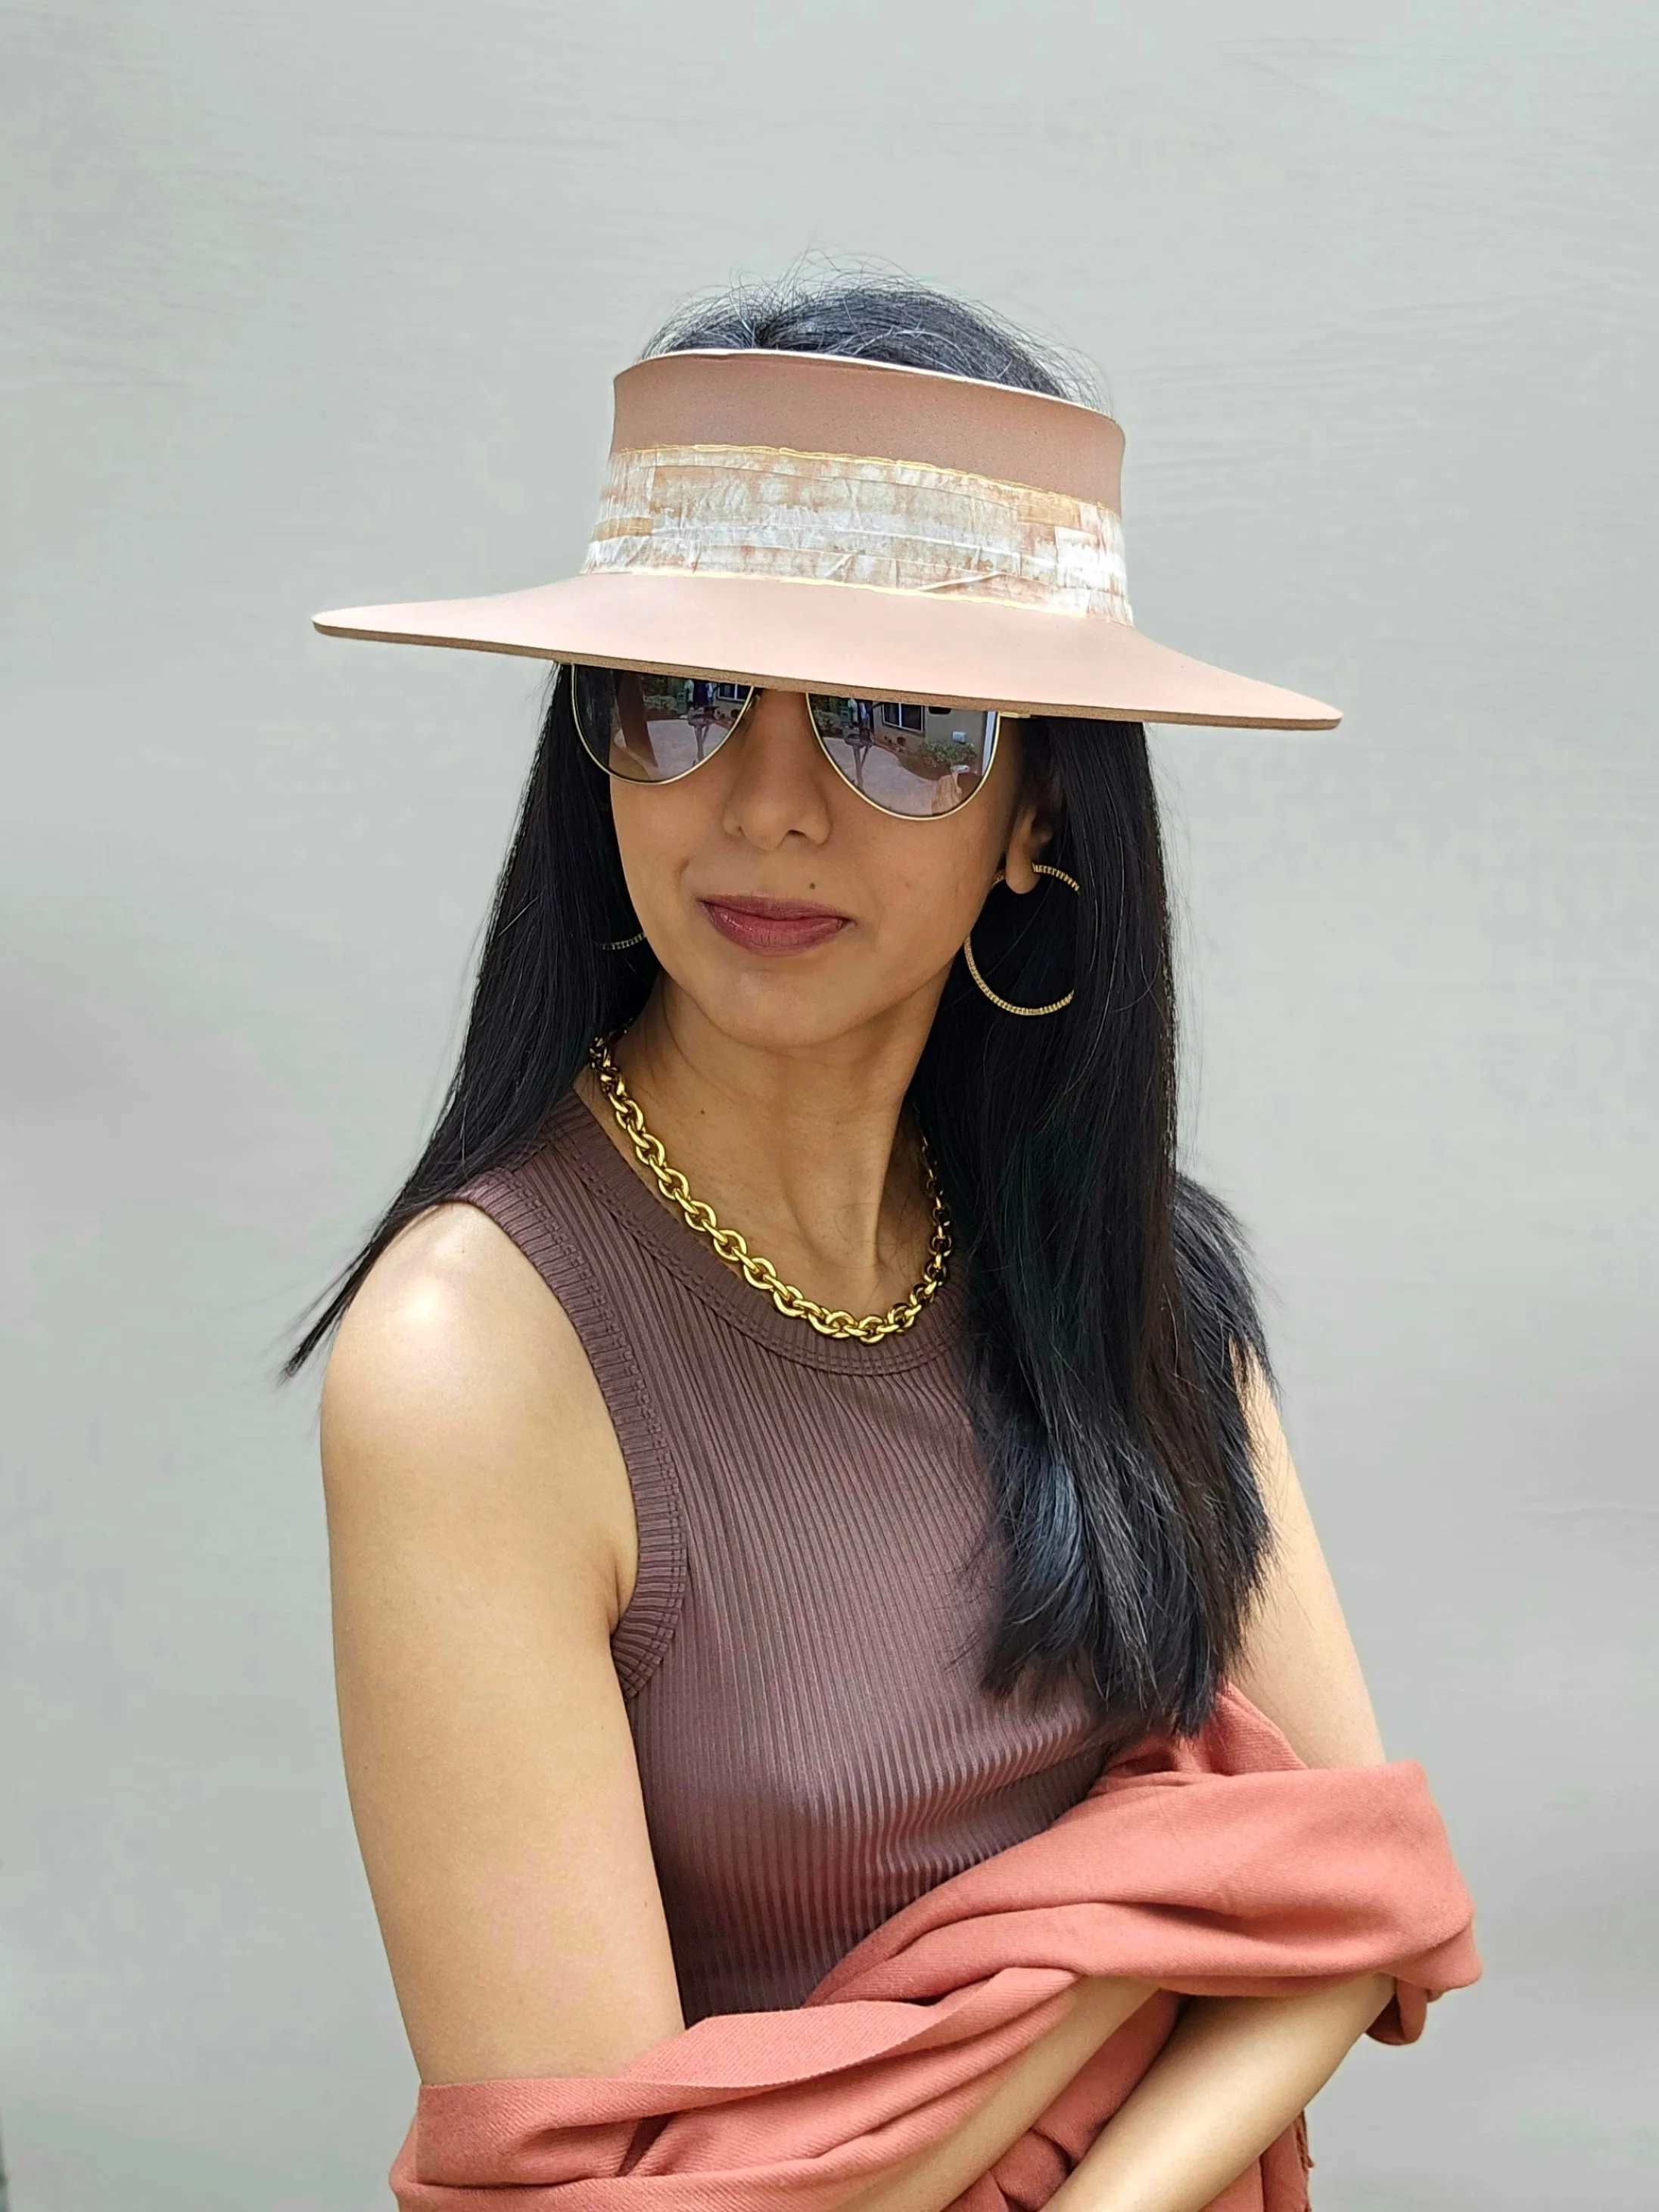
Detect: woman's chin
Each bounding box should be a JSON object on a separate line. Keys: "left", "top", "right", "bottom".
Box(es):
{"left": 670, "top": 967, "right": 916, "bottom": 1059}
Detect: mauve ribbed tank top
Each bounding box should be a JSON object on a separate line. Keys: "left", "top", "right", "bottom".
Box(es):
{"left": 460, "top": 1090, "right": 1110, "bottom": 2024}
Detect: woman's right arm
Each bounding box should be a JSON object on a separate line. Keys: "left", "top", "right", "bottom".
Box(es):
{"left": 845, "top": 1975, "right": 1156, "bottom": 2212}
{"left": 319, "top": 1201, "right": 685, "bottom": 2080}
{"left": 320, "top": 1199, "right": 1153, "bottom": 2196}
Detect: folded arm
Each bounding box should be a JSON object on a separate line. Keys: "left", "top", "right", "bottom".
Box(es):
{"left": 328, "top": 1224, "right": 1405, "bottom": 2212}
{"left": 1047, "top": 1974, "right": 1394, "bottom": 2212}
{"left": 854, "top": 1361, "right": 1396, "bottom": 2212}
{"left": 845, "top": 1969, "right": 1392, "bottom": 2212}
{"left": 1053, "top": 1362, "right": 1394, "bottom": 2209}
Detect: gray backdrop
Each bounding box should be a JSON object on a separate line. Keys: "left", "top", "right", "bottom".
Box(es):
{"left": 3, "top": 3, "right": 1654, "bottom": 2207}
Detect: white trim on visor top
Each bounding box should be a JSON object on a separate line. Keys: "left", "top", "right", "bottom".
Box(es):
{"left": 581, "top": 443, "right": 1134, "bottom": 621}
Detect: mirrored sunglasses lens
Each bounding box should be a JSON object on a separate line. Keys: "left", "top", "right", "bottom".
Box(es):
{"left": 572, "top": 669, "right": 749, "bottom": 781}
{"left": 810, "top": 698, "right": 997, "bottom": 817}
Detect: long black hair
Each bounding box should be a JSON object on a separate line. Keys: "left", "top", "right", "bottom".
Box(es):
{"left": 289, "top": 272, "right": 1275, "bottom": 1745}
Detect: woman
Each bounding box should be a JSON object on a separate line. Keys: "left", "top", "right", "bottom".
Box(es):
{"left": 296, "top": 277, "right": 1467, "bottom": 2210}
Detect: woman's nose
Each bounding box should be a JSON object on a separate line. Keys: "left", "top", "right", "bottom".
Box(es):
{"left": 719, "top": 690, "right": 835, "bottom": 848}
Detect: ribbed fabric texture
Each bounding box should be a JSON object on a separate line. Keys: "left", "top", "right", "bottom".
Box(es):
{"left": 459, "top": 1090, "right": 1110, "bottom": 2024}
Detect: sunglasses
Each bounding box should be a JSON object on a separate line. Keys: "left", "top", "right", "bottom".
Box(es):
{"left": 566, "top": 665, "right": 1002, "bottom": 821}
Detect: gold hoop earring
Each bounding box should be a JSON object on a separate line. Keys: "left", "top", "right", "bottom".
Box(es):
{"left": 962, "top": 862, "right": 1080, "bottom": 1017}
{"left": 602, "top": 929, "right": 646, "bottom": 951}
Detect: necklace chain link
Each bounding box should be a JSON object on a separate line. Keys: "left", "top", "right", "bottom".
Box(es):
{"left": 588, "top": 1036, "right": 951, "bottom": 1342}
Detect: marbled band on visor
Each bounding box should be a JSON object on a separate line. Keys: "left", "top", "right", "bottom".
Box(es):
{"left": 580, "top": 443, "right": 1134, "bottom": 622}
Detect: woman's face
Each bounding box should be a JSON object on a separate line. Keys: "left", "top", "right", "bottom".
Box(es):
{"left": 610, "top": 687, "right": 1047, "bottom": 1054}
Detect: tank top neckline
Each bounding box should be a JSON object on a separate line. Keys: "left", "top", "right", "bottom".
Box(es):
{"left": 540, "top": 1087, "right": 968, "bottom": 1376}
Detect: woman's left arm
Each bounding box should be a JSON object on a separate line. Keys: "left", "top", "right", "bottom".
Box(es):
{"left": 1226, "top": 1357, "right": 1388, "bottom": 1769}
{"left": 1047, "top": 1362, "right": 1395, "bottom": 2212}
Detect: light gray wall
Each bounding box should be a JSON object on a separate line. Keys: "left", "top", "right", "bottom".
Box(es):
{"left": 3, "top": 3, "right": 1653, "bottom": 2206}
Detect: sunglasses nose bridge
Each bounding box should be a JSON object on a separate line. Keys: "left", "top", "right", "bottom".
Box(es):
{"left": 724, "top": 686, "right": 836, "bottom": 788}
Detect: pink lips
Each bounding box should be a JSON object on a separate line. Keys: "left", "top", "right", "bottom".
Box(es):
{"left": 699, "top": 895, "right": 852, "bottom": 955}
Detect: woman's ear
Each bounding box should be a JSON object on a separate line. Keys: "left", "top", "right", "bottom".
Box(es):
{"left": 1001, "top": 726, "right": 1057, "bottom": 893}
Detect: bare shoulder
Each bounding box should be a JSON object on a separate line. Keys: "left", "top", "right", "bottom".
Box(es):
{"left": 325, "top": 1199, "right": 585, "bottom": 1413}
{"left": 317, "top": 1202, "right": 677, "bottom": 2077}
{"left": 320, "top": 1200, "right": 636, "bottom": 1625}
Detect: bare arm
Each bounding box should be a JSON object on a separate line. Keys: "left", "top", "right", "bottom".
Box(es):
{"left": 320, "top": 1202, "right": 683, "bottom": 2079}
{"left": 857, "top": 1365, "right": 1396, "bottom": 2212}
{"left": 1043, "top": 1364, "right": 1395, "bottom": 2210}
{"left": 322, "top": 1201, "right": 1159, "bottom": 2207}
{"left": 325, "top": 1247, "right": 1386, "bottom": 2208}
{"left": 1048, "top": 1975, "right": 1394, "bottom": 2212}
{"left": 845, "top": 1977, "right": 1156, "bottom": 2212}
{"left": 1228, "top": 1359, "right": 1388, "bottom": 1769}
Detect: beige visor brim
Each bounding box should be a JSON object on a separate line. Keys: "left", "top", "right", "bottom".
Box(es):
{"left": 313, "top": 570, "right": 1340, "bottom": 730}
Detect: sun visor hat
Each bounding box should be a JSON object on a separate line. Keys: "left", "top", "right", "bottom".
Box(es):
{"left": 314, "top": 347, "right": 1339, "bottom": 730}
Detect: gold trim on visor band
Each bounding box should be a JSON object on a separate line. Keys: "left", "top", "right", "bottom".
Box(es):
{"left": 580, "top": 442, "right": 1135, "bottom": 622}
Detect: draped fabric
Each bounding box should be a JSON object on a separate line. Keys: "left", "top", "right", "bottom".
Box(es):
{"left": 391, "top": 1691, "right": 1480, "bottom": 2212}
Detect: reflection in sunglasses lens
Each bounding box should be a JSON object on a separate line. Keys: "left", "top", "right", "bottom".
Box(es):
{"left": 573, "top": 670, "right": 752, "bottom": 782}
{"left": 571, "top": 670, "right": 996, "bottom": 816}
{"left": 809, "top": 698, "right": 996, "bottom": 817}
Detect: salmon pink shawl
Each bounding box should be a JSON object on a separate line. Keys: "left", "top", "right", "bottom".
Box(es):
{"left": 393, "top": 1691, "right": 1480, "bottom": 2212}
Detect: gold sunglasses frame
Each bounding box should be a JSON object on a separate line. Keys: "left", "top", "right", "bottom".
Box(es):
{"left": 563, "top": 663, "right": 1004, "bottom": 823}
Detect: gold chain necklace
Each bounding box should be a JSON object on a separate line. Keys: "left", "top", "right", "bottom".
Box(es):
{"left": 588, "top": 1035, "right": 951, "bottom": 1342}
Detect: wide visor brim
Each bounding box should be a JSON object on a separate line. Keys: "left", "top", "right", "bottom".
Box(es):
{"left": 312, "top": 570, "right": 1340, "bottom": 730}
